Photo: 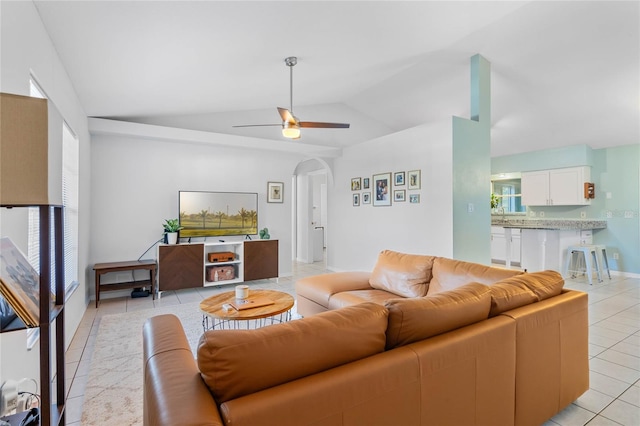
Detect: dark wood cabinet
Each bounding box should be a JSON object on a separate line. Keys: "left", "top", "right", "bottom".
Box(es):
{"left": 244, "top": 240, "right": 279, "bottom": 281}
{"left": 157, "top": 240, "right": 278, "bottom": 294}
{"left": 158, "top": 244, "right": 203, "bottom": 291}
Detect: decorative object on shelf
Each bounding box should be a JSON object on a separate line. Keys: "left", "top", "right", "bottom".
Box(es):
{"left": 363, "top": 177, "right": 370, "bottom": 189}
{"left": 408, "top": 170, "right": 421, "bottom": 190}
{"left": 584, "top": 182, "right": 595, "bottom": 199}
{"left": 0, "top": 237, "right": 43, "bottom": 327}
{"left": 353, "top": 193, "right": 360, "bottom": 206}
{"left": 373, "top": 172, "right": 392, "bottom": 207}
{"left": 163, "top": 218, "right": 183, "bottom": 244}
{"left": 409, "top": 194, "right": 420, "bottom": 204}
{"left": 394, "top": 190, "right": 406, "bottom": 202}
{"left": 394, "top": 172, "right": 405, "bottom": 186}
{"left": 362, "top": 192, "right": 371, "bottom": 204}
{"left": 351, "top": 177, "right": 361, "bottom": 191}
{"left": 267, "top": 182, "right": 284, "bottom": 203}
{"left": 259, "top": 228, "right": 271, "bottom": 239}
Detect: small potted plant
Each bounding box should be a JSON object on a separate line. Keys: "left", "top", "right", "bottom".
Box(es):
{"left": 163, "top": 219, "right": 183, "bottom": 244}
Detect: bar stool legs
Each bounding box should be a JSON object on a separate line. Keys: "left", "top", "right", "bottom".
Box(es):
{"left": 564, "top": 245, "right": 603, "bottom": 285}
{"left": 595, "top": 245, "right": 611, "bottom": 280}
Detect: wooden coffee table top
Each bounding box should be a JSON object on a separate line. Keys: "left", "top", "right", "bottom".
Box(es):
{"left": 200, "top": 289, "right": 294, "bottom": 320}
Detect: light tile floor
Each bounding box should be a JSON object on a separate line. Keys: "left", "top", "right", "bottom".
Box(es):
{"left": 64, "top": 259, "right": 639, "bottom": 425}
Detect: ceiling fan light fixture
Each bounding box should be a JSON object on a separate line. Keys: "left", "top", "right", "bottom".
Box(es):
{"left": 282, "top": 121, "right": 300, "bottom": 139}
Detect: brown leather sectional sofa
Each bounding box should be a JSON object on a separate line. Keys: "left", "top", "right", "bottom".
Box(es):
{"left": 143, "top": 250, "right": 588, "bottom": 426}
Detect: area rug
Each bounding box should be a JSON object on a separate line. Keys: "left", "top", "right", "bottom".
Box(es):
{"left": 80, "top": 302, "right": 205, "bottom": 425}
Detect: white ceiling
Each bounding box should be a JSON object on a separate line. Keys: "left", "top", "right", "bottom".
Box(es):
{"left": 33, "top": 1, "right": 639, "bottom": 157}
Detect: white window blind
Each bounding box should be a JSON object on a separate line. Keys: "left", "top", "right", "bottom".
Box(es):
{"left": 27, "top": 77, "right": 79, "bottom": 294}
{"left": 62, "top": 122, "right": 79, "bottom": 290}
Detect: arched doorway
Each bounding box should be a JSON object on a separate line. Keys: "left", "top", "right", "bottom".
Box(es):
{"left": 292, "top": 158, "right": 333, "bottom": 265}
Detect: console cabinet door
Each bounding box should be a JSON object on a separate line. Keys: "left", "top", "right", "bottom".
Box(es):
{"left": 158, "top": 244, "right": 204, "bottom": 291}
{"left": 244, "top": 240, "right": 278, "bottom": 281}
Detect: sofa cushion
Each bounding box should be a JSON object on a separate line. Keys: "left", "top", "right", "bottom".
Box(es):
{"left": 503, "top": 270, "right": 565, "bottom": 301}
{"left": 295, "top": 271, "right": 372, "bottom": 307}
{"left": 369, "top": 250, "right": 436, "bottom": 298}
{"left": 427, "top": 257, "right": 523, "bottom": 295}
{"left": 384, "top": 282, "right": 491, "bottom": 349}
{"left": 328, "top": 289, "right": 398, "bottom": 310}
{"left": 488, "top": 279, "right": 538, "bottom": 317}
{"left": 197, "top": 302, "right": 389, "bottom": 403}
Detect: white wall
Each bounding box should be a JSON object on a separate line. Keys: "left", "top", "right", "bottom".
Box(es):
{"left": 90, "top": 133, "right": 302, "bottom": 295}
{"left": 0, "top": 0, "right": 91, "bottom": 388}
{"left": 327, "top": 122, "right": 453, "bottom": 271}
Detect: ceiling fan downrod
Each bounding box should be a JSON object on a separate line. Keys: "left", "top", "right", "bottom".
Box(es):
{"left": 285, "top": 56, "right": 297, "bottom": 114}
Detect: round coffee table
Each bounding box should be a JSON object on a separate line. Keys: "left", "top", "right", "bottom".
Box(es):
{"left": 200, "top": 289, "right": 294, "bottom": 330}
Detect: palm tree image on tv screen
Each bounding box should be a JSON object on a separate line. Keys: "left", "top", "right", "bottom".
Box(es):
{"left": 178, "top": 191, "right": 258, "bottom": 237}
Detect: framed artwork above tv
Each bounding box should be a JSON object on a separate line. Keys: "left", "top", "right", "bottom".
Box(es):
{"left": 179, "top": 191, "right": 258, "bottom": 238}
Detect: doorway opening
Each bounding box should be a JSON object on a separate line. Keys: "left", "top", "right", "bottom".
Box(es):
{"left": 292, "top": 159, "right": 333, "bottom": 267}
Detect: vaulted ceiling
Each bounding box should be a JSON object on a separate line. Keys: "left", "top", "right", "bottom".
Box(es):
{"left": 33, "top": 1, "right": 639, "bottom": 157}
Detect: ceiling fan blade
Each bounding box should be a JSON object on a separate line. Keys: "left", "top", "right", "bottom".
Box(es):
{"left": 232, "top": 123, "right": 282, "bottom": 128}
{"left": 299, "top": 121, "right": 350, "bottom": 129}
{"left": 277, "top": 107, "right": 296, "bottom": 124}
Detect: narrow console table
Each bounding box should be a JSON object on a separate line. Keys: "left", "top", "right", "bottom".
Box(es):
{"left": 93, "top": 260, "right": 156, "bottom": 307}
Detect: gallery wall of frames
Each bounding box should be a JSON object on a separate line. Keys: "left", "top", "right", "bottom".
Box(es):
{"left": 351, "top": 170, "right": 421, "bottom": 207}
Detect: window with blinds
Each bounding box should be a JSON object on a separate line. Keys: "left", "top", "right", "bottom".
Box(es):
{"left": 28, "top": 77, "right": 79, "bottom": 295}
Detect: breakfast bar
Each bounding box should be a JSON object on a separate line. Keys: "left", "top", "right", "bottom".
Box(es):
{"left": 491, "top": 218, "right": 607, "bottom": 271}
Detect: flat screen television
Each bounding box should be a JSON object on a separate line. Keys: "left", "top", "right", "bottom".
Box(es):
{"left": 178, "top": 191, "right": 258, "bottom": 238}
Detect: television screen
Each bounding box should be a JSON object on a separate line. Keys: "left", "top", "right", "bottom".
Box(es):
{"left": 179, "top": 191, "right": 258, "bottom": 238}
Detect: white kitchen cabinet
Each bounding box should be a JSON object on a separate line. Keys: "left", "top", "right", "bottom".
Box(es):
{"left": 510, "top": 229, "right": 521, "bottom": 265}
{"left": 491, "top": 227, "right": 521, "bottom": 266}
{"left": 491, "top": 227, "right": 506, "bottom": 263}
{"left": 521, "top": 166, "right": 591, "bottom": 206}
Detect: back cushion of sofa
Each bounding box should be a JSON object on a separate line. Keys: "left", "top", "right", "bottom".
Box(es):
{"left": 384, "top": 282, "right": 491, "bottom": 349}
{"left": 369, "top": 250, "right": 436, "bottom": 298}
{"left": 197, "top": 302, "right": 388, "bottom": 403}
{"left": 488, "top": 279, "right": 538, "bottom": 317}
{"left": 427, "top": 257, "right": 523, "bottom": 295}
{"left": 502, "top": 270, "right": 565, "bottom": 301}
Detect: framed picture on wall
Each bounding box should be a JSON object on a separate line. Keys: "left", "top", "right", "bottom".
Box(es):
{"left": 373, "top": 172, "right": 391, "bottom": 207}
{"left": 353, "top": 193, "right": 360, "bottom": 206}
{"left": 362, "top": 192, "right": 371, "bottom": 204}
{"left": 363, "top": 178, "right": 370, "bottom": 189}
{"left": 408, "top": 170, "right": 421, "bottom": 190}
{"left": 351, "top": 177, "right": 361, "bottom": 191}
{"left": 394, "top": 190, "right": 406, "bottom": 202}
{"left": 394, "top": 172, "right": 405, "bottom": 186}
{"left": 409, "top": 194, "right": 420, "bottom": 204}
{"left": 267, "top": 182, "right": 284, "bottom": 203}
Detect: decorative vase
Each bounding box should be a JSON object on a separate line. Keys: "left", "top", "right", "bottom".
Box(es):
{"left": 166, "top": 232, "right": 178, "bottom": 244}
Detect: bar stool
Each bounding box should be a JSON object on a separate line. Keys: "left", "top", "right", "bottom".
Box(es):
{"left": 594, "top": 245, "right": 611, "bottom": 280}
{"left": 563, "top": 245, "right": 602, "bottom": 285}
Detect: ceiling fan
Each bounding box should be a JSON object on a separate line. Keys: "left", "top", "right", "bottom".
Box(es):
{"left": 233, "top": 56, "right": 350, "bottom": 139}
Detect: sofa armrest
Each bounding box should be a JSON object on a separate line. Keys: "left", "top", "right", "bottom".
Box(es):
{"left": 500, "top": 290, "right": 589, "bottom": 426}
{"left": 295, "top": 272, "right": 372, "bottom": 308}
{"left": 143, "top": 314, "right": 223, "bottom": 426}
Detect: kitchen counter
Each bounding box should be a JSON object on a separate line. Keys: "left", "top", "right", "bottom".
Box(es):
{"left": 491, "top": 218, "right": 607, "bottom": 230}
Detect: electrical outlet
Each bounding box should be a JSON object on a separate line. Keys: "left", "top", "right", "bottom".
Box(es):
{"left": 467, "top": 203, "right": 474, "bottom": 213}
{"left": 580, "top": 211, "right": 586, "bottom": 219}
{"left": 613, "top": 253, "right": 619, "bottom": 260}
